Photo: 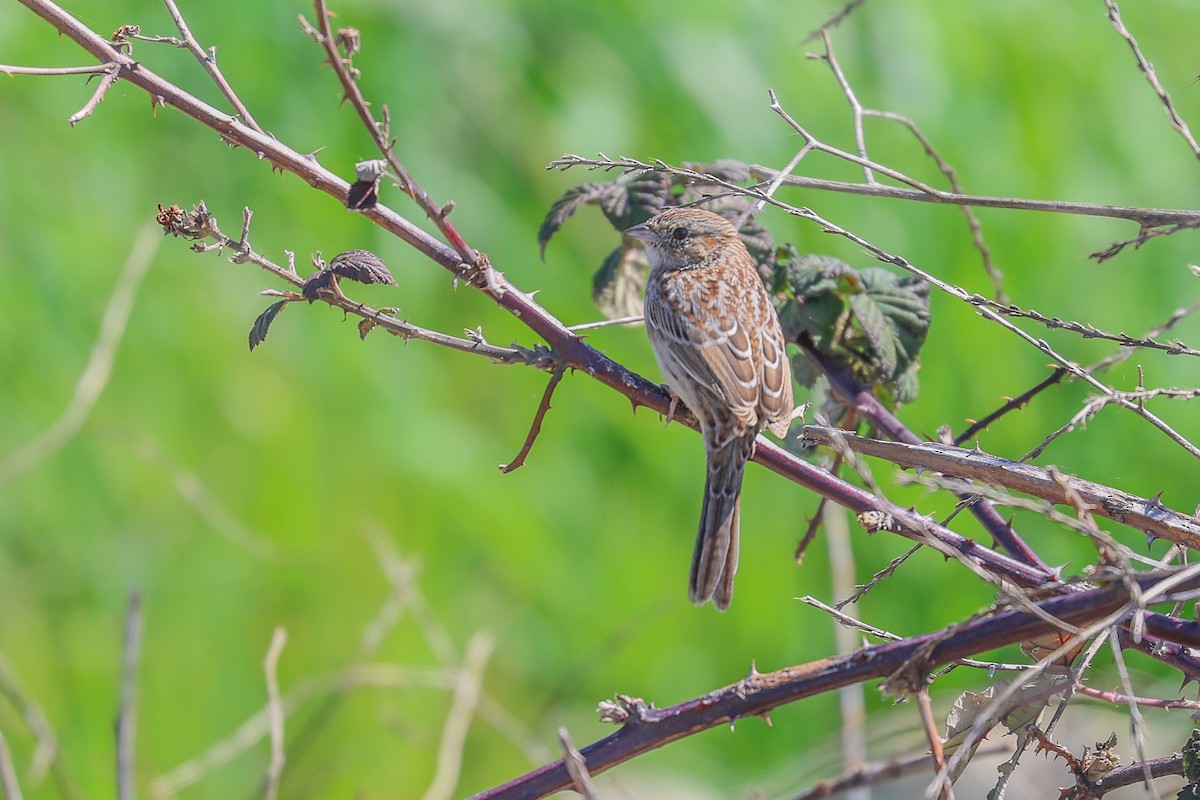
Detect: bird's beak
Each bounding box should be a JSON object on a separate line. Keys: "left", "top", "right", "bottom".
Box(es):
{"left": 624, "top": 222, "right": 654, "bottom": 242}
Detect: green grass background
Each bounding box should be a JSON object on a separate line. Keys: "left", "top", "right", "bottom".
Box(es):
{"left": 2, "top": 1, "right": 1200, "bottom": 797}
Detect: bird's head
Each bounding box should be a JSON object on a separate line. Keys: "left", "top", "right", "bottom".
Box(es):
{"left": 625, "top": 207, "right": 742, "bottom": 272}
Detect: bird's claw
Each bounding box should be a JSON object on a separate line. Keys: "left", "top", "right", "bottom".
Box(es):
{"left": 664, "top": 390, "right": 681, "bottom": 428}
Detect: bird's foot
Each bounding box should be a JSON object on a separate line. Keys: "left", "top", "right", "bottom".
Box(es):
{"left": 664, "top": 389, "right": 681, "bottom": 428}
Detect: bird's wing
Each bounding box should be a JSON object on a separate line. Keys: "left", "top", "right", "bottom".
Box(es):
{"left": 645, "top": 281, "right": 764, "bottom": 431}
{"left": 758, "top": 311, "right": 794, "bottom": 437}
{"left": 647, "top": 273, "right": 794, "bottom": 436}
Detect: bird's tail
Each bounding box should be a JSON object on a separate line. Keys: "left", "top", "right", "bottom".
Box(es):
{"left": 690, "top": 430, "right": 756, "bottom": 610}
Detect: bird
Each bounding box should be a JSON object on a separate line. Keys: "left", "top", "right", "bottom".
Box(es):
{"left": 625, "top": 207, "right": 793, "bottom": 610}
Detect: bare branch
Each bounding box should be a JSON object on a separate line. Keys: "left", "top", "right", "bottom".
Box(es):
{"left": 863, "top": 106, "right": 1004, "bottom": 300}
{"left": 802, "top": 0, "right": 868, "bottom": 44}
{"left": 0, "top": 654, "right": 75, "bottom": 799}
{"left": 1104, "top": 0, "right": 1200, "bottom": 160}
{"left": 1108, "top": 637, "right": 1161, "bottom": 799}
{"left": 473, "top": 570, "right": 1200, "bottom": 800}
{"left": 117, "top": 590, "right": 143, "bottom": 800}
{"left": 1091, "top": 755, "right": 1183, "bottom": 796}
{"left": 747, "top": 164, "right": 1200, "bottom": 228}
{"left": 800, "top": 425, "right": 1200, "bottom": 550}
{"left": 801, "top": 597, "right": 1031, "bottom": 673}
{"left": 557, "top": 729, "right": 598, "bottom": 800}
{"left": 566, "top": 315, "right": 643, "bottom": 332}
{"left": 305, "top": 0, "right": 484, "bottom": 271}
{"left": 960, "top": 297, "right": 1200, "bottom": 445}
{"left": 0, "top": 63, "right": 114, "bottom": 75}
{"left": 915, "top": 687, "right": 953, "bottom": 800}
{"left": 0, "top": 728, "right": 23, "bottom": 800}
{"left": 500, "top": 367, "right": 567, "bottom": 473}
{"left": 262, "top": 627, "right": 287, "bottom": 800}
{"left": 813, "top": 30, "right": 873, "bottom": 184}
{"left": 791, "top": 747, "right": 1011, "bottom": 800}
{"left": 173, "top": 204, "right": 547, "bottom": 367}
{"left": 0, "top": 223, "right": 157, "bottom": 488}
{"left": 836, "top": 544, "right": 920, "bottom": 608}
{"left": 67, "top": 66, "right": 120, "bottom": 125}
{"left": 972, "top": 298, "right": 1200, "bottom": 358}
{"left": 421, "top": 633, "right": 494, "bottom": 800}
{"left": 551, "top": 155, "right": 1200, "bottom": 231}
{"left": 1074, "top": 683, "right": 1200, "bottom": 711}
{"left": 158, "top": 0, "right": 263, "bottom": 132}
{"left": 955, "top": 369, "right": 1067, "bottom": 445}
{"left": 1024, "top": 386, "right": 1200, "bottom": 462}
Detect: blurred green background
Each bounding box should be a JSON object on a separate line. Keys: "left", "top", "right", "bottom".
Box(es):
{"left": 2, "top": 1, "right": 1199, "bottom": 798}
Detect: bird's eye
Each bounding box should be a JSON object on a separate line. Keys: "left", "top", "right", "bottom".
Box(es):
{"left": 671, "top": 226, "right": 690, "bottom": 241}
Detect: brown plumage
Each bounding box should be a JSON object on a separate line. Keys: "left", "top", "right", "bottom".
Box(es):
{"left": 625, "top": 207, "right": 793, "bottom": 610}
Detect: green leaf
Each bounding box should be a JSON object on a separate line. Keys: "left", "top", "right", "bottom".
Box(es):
{"left": 789, "top": 350, "right": 822, "bottom": 390}
{"left": 775, "top": 254, "right": 930, "bottom": 407}
{"left": 769, "top": 242, "right": 798, "bottom": 293}
{"left": 783, "top": 254, "right": 854, "bottom": 299}
{"left": 539, "top": 172, "right": 671, "bottom": 258}
{"left": 685, "top": 159, "right": 752, "bottom": 182}
{"left": 779, "top": 292, "right": 845, "bottom": 350}
{"left": 736, "top": 215, "right": 775, "bottom": 278}
{"left": 849, "top": 291, "right": 898, "bottom": 377}
{"left": 597, "top": 171, "right": 672, "bottom": 232}
{"left": 592, "top": 245, "right": 649, "bottom": 320}
{"left": 859, "top": 268, "right": 931, "bottom": 380}
{"left": 538, "top": 182, "right": 618, "bottom": 258}
{"left": 892, "top": 363, "right": 921, "bottom": 404}
{"left": 248, "top": 300, "right": 288, "bottom": 352}
{"left": 1182, "top": 729, "right": 1200, "bottom": 782}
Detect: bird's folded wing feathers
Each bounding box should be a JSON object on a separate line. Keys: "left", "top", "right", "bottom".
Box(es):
{"left": 645, "top": 293, "right": 763, "bottom": 428}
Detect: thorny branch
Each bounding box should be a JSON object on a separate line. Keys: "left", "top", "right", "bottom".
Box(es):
{"left": 169, "top": 204, "right": 549, "bottom": 366}
{"left": 157, "top": 0, "right": 264, "bottom": 132}
{"left": 1104, "top": 0, "right": 1200, "bottom": 160}
{"left": 798, "top": 426, "right": 1200, "bottom": 550}
{"left": 500, "top": 367, "right": 567, "bottom": 473}
{"left": 300, "top": 0, "right": 484, "bottom": 272}
{"left": 746, "top": 163, "right": 1200, "bottom": 229}
{"left": 477, "top": 568, "right": 1200, "bottom": 799}
{"left": 800, "top": 343, "right": 1048, "bottom": 570}
{"left": 805, "top": 29, "right": 1004, "bottom": 300}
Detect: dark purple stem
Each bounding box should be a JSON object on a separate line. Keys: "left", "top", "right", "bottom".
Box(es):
{"left": 469, "top": 570, "right": 1200, "bottom": 799}
{"left": 802, "top": 342, "right": 1049, "bottom": 570}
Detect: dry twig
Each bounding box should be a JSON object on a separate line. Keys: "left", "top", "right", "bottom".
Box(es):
{"left": 0, "top": 224, "right": 158, "bottom": 488}
{"left": 262, "top": 627, "right": 287, "bottom": 800}
{"left": 117, "top": 591, "right": 143, "bottom": 800}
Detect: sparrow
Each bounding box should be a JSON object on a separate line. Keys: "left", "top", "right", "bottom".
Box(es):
{"left": 625, "top": 207, "right": 793, "bottom": 610}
